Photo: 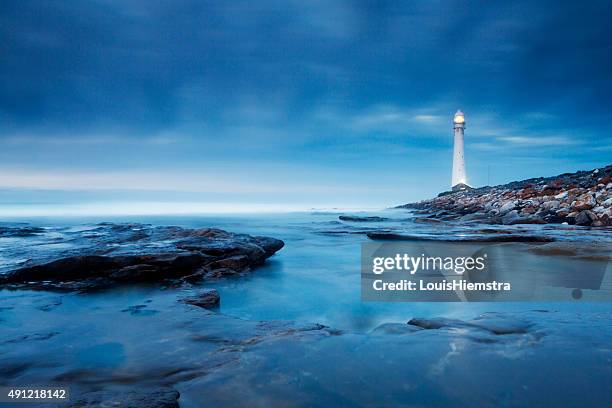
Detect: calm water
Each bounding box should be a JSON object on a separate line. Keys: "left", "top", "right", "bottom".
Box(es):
{"left": 2, "top": 211, "right": 611, "bottom": 331}
{"left": 2, "top": 211, "right": 612, "bottom": 407}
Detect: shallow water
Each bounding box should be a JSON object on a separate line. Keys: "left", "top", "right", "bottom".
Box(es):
{"left": 2, "top": 211, "right": 611, "bottom": 331}
{"left": 1, "top": 211, "right": 612, "bottom": 406}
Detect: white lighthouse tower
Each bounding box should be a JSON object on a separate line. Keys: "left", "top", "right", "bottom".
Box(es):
{"left": 451, "top": 110, "right": 469, "bottom": 191}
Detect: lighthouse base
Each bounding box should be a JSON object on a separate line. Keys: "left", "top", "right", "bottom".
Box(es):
{"left": 452, "top": 183, "right": 473, "bottom": 192}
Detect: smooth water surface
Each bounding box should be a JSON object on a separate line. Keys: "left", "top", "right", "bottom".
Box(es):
{"left": 2, "top": 211, "right": 611, "bottom": 331}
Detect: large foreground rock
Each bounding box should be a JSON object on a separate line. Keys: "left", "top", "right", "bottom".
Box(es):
{"left": 0, "top": 224, "right": 284, "bottom": 291}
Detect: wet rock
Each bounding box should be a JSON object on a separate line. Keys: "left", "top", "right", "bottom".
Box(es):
{"left": 527, "top": 242, "right": 612, "bottom": 261}
{"left": 68, "top": 388, "right": 180, "bottom": 408}
{"left": 414, "top": 217, "right": 444, "bottom": 224}
{"left": 0, "top": 225, "right": 284, "bottom": 291}
{"left": 179, "top": 289, "right": 221, "bottom": 309}
{"left": 366, "top": 232, "right": 553, "bottom": 242}
{"left": 370, "top": 323, "right": 424, "bottom": 335}
{"left": 339, "top": 215, "right": 389, "bottom": 222}
{"left": 470, "top": 313, "right": 533, "bottom": 334}
{"left": 121, "top": 304, "right": 159, "bottom": 316}
{"left": 408, "top": 313, "right": 533, "bottom": 335}
{"left": 408, "top": 317, "right": 463, "bottom": 330}
{"left": 543, "top": 214, "right": 566, "bottom": 224}
{"left": 501, "top": 210, "right": 520, "bottom": 225}
{"left": 459, "top": 212, "right": 489, "bottom": 222}
{"left": 575, "top": 210, "right": 598, "bottom": 226}
{"left": 499, "top": 201, "right": 517, "bottom": 215}
{"left": 35, "top": 297, "right": 62, "bottom": 311}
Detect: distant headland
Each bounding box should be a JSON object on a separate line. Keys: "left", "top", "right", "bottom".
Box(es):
{"left": 398, "top": 165, "right": 612, "bottom": 227}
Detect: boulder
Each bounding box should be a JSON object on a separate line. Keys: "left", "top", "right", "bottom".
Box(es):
{"left": 501, "top": 210, "right": 520, "bottom": 225}
{"left": 179, "top": 289, "right": 220, "bottom": 309}
{"left": 542, "top": 200, "right": 561, "bottom": 211}
{"left": 572, "top": 194, "right": 596, "bottom": 211}
{"left": 575, "top": 210, "right": 598, "bottom": 226}
{"left": 499, "top": 201, "right": 517, "bottom": 215}
{"left": 521, "top": 206, "right": 538, "bottom": 215}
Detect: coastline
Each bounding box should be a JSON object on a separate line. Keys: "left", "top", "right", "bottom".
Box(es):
{"left": 397, "top": 165, "right": 612, "bottom": 227}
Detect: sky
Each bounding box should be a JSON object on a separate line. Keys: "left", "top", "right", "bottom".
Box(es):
{"left": 1, "top": 0, "right": 611, "bottom": 214}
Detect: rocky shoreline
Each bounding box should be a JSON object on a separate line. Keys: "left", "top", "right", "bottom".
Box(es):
{"left": 398, "top": 165, "right": 612, "bottom": 226}
{"left": 0, "top": 223, "right": 284, "bottom": 291}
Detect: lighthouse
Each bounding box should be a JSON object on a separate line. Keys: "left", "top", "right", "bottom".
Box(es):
{"left": 451, "top": 110, "right": 469, "bottom": 191}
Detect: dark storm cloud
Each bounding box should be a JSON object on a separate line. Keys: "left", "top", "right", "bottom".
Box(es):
{"left": 2, "top": 0, "right": 611, "bottom": 131}
{"left": 0, "top": 0, "right": 610, "bottom": 206}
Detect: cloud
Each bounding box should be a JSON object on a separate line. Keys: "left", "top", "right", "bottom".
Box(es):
{"left": 0, "top": 167, "right": 395, "bottom": 196}
{"left": 496, "top": 136, "right": 578, "bottom": 146}
{"left": 471, "top": 135, "right": 580, "bottom": 151}
{"left": 1, "top": 131, "right": 184, "bottom": 146}
{"left": 313, "top": 104, "right": 448, "bottom": 136}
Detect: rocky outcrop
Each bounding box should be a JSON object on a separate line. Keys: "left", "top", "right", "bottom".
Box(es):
{"left": 398, "top": 165, "right": 612, "bottom": 226}
{"left": 0, "top": 224, "right": 284, "bottom": 291}
{"left": 408, "top": 313, "right": 534, "bottom": 335}
{"left": 366, "top": 232, "right": 554, "bottom": 242}
{"left": 339, "top": 215, "right": 390, "bottom": 222}
{"left": 179, "top": 289, "right": 221, "bottom": 309}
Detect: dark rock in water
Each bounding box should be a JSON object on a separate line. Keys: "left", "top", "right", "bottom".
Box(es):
{"left": 339, "top": 215, "right": 389, "bottom": 222}
{"left": 371, "top": 322, "right": 424, "bottom": 335}
{"left": 179, "top": 289, "right": 221, "bottom": 309}
{"left": 35, "top": 297, "right": 63, "bottom": 312}
{"left": 543, "top": 214, "right": 566, "bottom": 224}
{"left": 469, "top": 313, "right": 534, "bottom": 335}
{"left": 527, "top": 242, "right": 612, "bottom": 261}
{"left": 366, "top": 232, "right": 554, "bottom": 243}
{"left": 501, "top": 210, "right": 520, "bottom": 225}
{"left": 121, "top": 304, "right": 159, "bottom": 316}
{"left": 414, "top": 217, "right": 444, "bottom": 224}
{"left": 459, "top": 212, "right": 489, "bottom": 222}
{"left": 68, "top": 388, "right": 180, "bottom": 408}
{"left": 0, "top": 224, "right": 284, "bottom": 291}
{"left": 575, "top": 210, "right": 598, "bottom": 226}
{"left": 408, "top": 317, "right": 462, "bottom": 330}
{"left": 408, "top": 313, "right": 533, "bottom": 335}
